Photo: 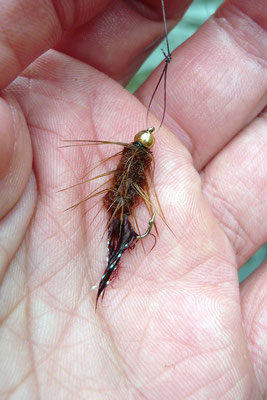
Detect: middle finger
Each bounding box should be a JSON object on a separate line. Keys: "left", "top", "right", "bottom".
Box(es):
{"left": 56, "top": 0, "right": 192, "bottom": 84}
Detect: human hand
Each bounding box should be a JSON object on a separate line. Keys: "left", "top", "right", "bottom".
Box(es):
{"left": 0, "top": 0, "right": 266, "bottom": 399}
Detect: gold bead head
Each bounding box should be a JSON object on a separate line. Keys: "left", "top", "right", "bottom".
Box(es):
{"left": 134, "top": 127, "right": 155, "bottom": 149}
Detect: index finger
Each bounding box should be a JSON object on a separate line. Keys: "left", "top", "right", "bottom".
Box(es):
{"left": 0, "top": 0, "right": 112, "bottom": 89}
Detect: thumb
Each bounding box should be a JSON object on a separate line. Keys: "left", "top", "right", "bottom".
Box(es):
{"left": 0, "top": 0, "right": 112, "bottom": 89}
{"left": 0, "top": 0, "right": 112, "bottom": 216}
{"left": 0, "top": 95, "right": 32, "bottom": 219}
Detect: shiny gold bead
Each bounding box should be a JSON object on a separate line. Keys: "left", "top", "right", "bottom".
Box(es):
{"left": 134, "top": 127, "right": 155, "bottom": 149}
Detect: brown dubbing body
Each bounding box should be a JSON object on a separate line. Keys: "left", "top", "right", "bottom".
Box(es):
{"left": 103, "top": 142, "right": 152, "bottom": 217}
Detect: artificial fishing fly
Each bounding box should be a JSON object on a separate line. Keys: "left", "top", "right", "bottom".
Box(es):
{"left": 95, "top": 127, "right": 157, "bottom": 307}
{"left": 62, "top": 0, "right": 171, "bottom": 309}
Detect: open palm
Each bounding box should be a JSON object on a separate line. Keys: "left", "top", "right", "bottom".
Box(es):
{"left": 0, "top": 1, "right": 266, "bottom": 399}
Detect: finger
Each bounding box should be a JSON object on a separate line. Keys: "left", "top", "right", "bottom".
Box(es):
{"left": 56, "top": 0, "right": 191, "bottom": 84}
{"left": 201, "top": 108, "right": 267, "bottom": 267}
{"left": 0, "top": 94, "right": 32, "bottom": 219}
{"left": 0, "top": 0, "right": 112, "bottom": 88}
{"left": 136, "top": 0, "right": 267, "bottom": 170}
{"left": 240, "top": 260, "right": 267, "bottom": 396}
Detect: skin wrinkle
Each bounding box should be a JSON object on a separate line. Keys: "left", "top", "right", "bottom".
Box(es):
{"left": 176, "top": 251, "right": 235, "bottom": 283}
{"left": 134, "top": 389, "right": 150, "bottom": 400}
{"left": 123, "top": 247, "right": 158, "bottom": 286}
{"left": 96, "top": 312, "right": 138, "bottom": 393}
{"left": 59, "top": 154, "right": 89, "bottom": 190}
{"left": 2, "top": 370, "right": 32, "bottom": 398}
{"left": 178, "top": 264, "right": 239, "bottom": 301}
{"left": 18, "top": 76, "right": 97, "bottom": 120}
{"left": 225, "top": 198, "right": 258, "bottom": 255}
{"left": 159, "top": 277, "right": 236, "bottom": 295}
{"left": 162, "top": 111, "right": 196, "bottom": 165}
{"left": 118, "top": 290, "right": 241, "bottom": 396}
{"left": 215, "top": 205, "right": 248, "bottom": 257}
{"left": 0, "top": 293, "right": 27, "bottom": 327}
{"left": 241, "top": 273, "right": 267, "bottom": 397}
{"left": 177, "top": 275, "right": 237, "bottom": 303}
{"left": 50, "top": 0, "right": 75, "bottom": 31}
{"left": 192, "top": 368, "right": 248, "bottom": 400}
{"left": 25, "top": 247, "right": 41, "bottom": 398}
{"left": 23, "top": 152, "right": 96, "bottom": 289}
{"left": 114, "top": 281, "right": 137, "bottom": 308}
{"left": 1, "top": 33, "right": 23, "bottom": 78}
{"left": 215, "top": 2, "right": 267, "bottom": 67}
{"left": 26, "top": 241, "right": 67, "bottom": 279}
{"left": 5, "top": 324, "right": 27, "bottom": 346}
{"left": 162, "top": 344, "right": 234, "bottom": 372}
{"left": 46, "top": 362, "right": 98, "bottom": 395}
{"left": 0, "top": 244, "right": 10, "bottom": 286}
{"left": 213, "top": 16, "right": 267, "bottom": 70}
{"left": 4, "top": 316, "right": 93, "bottom": 399}
{"left": 41, "top": 210, "right": 70, "bottom": 242}
{"left": 28, "top": 248, "right": 79, "bottom": 292}
{"left": 0, "top": 246, "right": 30, "bottom": 310}
{"left": 201, "top": 176, "right": 256, "bottom": 263}
{"left": 26, "top": 236, "right": 69, "bottom": 286}
{"left": 37, "top": 263, "right": 89, "bottom": 312}
{"left": 0, "top": 180, "right": 37, "bottom": 290}
{"left": 44, "top": 299, "right": 91, "bottom": 327}
{"left": 139, "top": 345, "right": 238, "bottom": 398}
{"left": 246, "top": 296, "right": 266, "bottom": 346}
{"left": 240, "top": 380, "right": 254, "bottom": 400}
{"left": 27, "top": 292, "right": 87, "bottom": 371}
{"left": 181, "top": 373, "right": 244, "bottom": 400}
{"left": 45, "top": 369, "right": 85, "bottom": 400}
{"left": 133, "top": 317, "right": 152, "bottom": 360}
{"left": 219, "top": 373, "right": 253, "bottom": 400}
{"left": 216, "top": 376, "right": 252, "bottom": 400}
{"left": 0, "top": 99, "right": 14, "bottom": 182}
{"left": 25, "top": 238, "right": 60, "bottom": 278}
{"left": 78, "top": 103, "right": 98, "bottom": 288}
{"left": 49, "top": 361, "right": 98, "bottom": 394}
{"left": 96, "top": 341, "right": 128, "bottom": 381}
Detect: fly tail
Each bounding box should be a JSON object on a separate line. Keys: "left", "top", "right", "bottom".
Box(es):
{"left": 95, "top": 215, "right": 138, "bottom": 309}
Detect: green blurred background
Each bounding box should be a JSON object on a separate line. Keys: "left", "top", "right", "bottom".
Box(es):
{"left": 127, "top": 0, "right": 267, "bottom": 283}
